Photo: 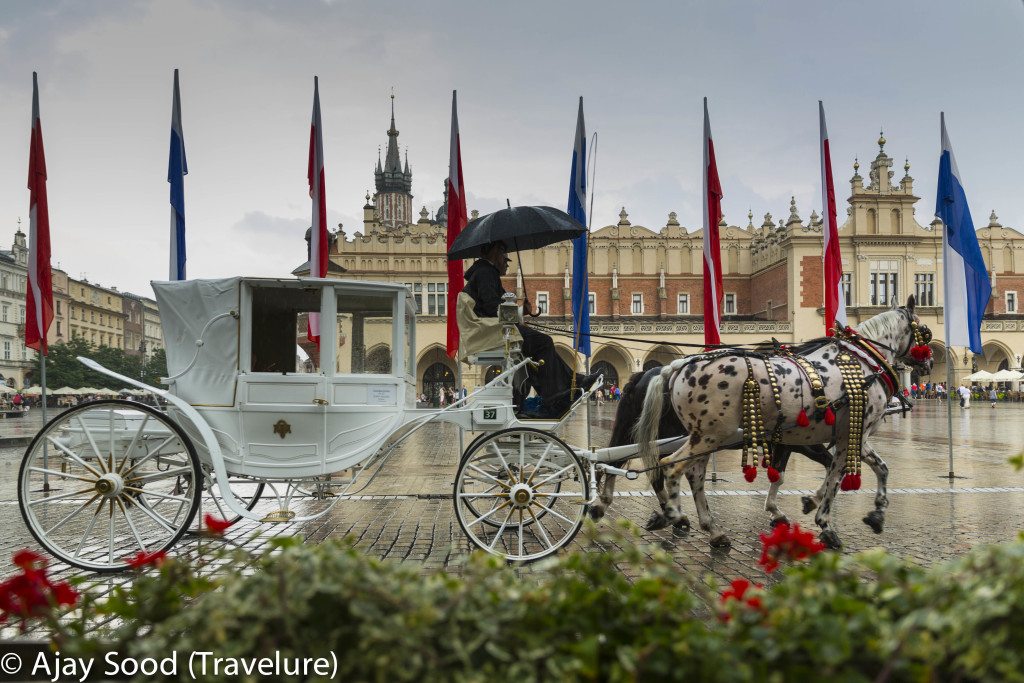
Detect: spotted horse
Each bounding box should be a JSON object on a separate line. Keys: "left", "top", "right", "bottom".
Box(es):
{"left": 634, "top": 296, "right": 932, "bottom": 549}
{"left": 591, "top": 366, "right": 906, "bottom": 538}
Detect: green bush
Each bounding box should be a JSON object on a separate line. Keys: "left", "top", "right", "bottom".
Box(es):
{"left": 15, "top": 523, "right": 1024, "bottom": 682}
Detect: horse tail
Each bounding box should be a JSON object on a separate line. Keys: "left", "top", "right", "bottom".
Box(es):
{"left": 609, "top": 372, "right": 646, "bottom": 449}
{"left": 634, "top": 369, "right": 667, "bottom": 477}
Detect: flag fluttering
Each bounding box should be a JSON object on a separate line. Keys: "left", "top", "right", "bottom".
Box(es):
{"left": 936, "top": 112, "right": 991, "bottom": 355}
{"left": 26, "top": 72, "right": 53, "bottom": 355}
{"left": 568, "top": 97, "right": 590, "bottom": 357}
{"left": 307, "top": 76, "right": 328, "bottom": 346}
{"left": 819, "top": 101, "right": 846, "bottom": 334}
{"left": 445, "top": 90, "right": 467, "bottom": 358}
{"left": 702, "top": 98, "right": 724, "bottom": 347}
{"left": 168, "top": 69, "right": 188, "bottom": 281}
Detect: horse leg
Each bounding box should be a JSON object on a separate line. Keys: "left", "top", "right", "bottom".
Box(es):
{"left": 860, "top": 445, "right": 889, "bottom": 534}
{"left": 814, "top": 442, "right": 847, "bottom": 550}
{"left": 589, "top": 471, "right": 616, "bottom": 521}
{"left": 680, "top": 456, "right": 729, "bottom": 547}
{"left": 765, "top": 447, "right": 791, "bottom": 527}
{"left": 799, "top": 445, "right": 834, "bottom": 515}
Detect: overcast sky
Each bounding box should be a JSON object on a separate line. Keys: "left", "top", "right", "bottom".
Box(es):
{"left": 2, "top": 0, "right": 1023, "bottom": 297}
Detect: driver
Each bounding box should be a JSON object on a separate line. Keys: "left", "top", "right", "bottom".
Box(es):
{"left": 464, "top": 241, "right": 598, "bottom": 418}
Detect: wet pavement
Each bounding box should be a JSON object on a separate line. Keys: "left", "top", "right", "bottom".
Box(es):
{"left": 1, "top": 398, "right": 1022, "bottom": 636}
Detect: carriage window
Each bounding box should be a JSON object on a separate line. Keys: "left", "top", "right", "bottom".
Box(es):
{"left": 250, "top": 287, "right": 322, "bottom": 373}
{"left": 336, "top": 293, "right": 395, "bottom": 374}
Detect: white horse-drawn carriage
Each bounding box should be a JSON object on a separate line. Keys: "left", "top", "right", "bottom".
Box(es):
{"left": 19, "top": 276, "right": 673, "bottom": 571}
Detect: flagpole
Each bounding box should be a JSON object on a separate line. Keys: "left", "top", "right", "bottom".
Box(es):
{"left": 584, "top": 131, "right": 598, "bottom": 452}
{"left": 40, "top": 354, "right": 49, "bottom": 491}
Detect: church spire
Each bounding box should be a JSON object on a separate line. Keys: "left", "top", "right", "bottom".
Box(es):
{"left": 372, "top": 89, "right": 413, "bottom": 229}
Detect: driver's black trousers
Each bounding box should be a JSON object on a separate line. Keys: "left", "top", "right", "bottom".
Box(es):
{"left": 518, "top": 324, "right": 574, "bottom": 413}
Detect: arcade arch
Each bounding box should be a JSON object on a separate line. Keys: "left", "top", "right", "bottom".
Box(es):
{"left": 642, "top": 344, "right": 682, "bottom": 371}
{"left": 590, "top": 343, "right": 634, "bottom": 391}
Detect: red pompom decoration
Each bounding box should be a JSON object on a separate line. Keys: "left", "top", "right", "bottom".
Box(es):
{"left": 840, "top": 473, "right": 862, "bottom": 491}
{"left": 910, "top": 344, "right": 932, "bottom": 361}
{"left": 767, "top": 466, "right": 781, "bottom": 483}
{"left": 824, "top": 406, "right": 836, "bottom": 426}
{"left": 743, "top": 465, "right": 757, "bottom": 482}
{"left": 796, "top": 408, "right": 810, "bottom": 427}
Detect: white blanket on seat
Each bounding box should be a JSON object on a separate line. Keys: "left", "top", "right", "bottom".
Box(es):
{"left": 456, "top": 291, "right": 522, "bottom": 363}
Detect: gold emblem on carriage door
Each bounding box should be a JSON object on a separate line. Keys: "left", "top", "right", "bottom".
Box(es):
{"left": 273, "top": 419, "right": 292, "bottom": 439}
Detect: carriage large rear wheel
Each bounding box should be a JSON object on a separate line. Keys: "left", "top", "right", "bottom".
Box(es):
{"left": 18, "top": 400, "right": 201, "bottom": 572}
{"left": 454, "top": 428, "right": 589, "bottom": 563}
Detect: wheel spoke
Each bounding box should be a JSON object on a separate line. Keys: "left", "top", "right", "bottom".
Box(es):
{"left": 487, "top": 441, "right": 517, "bottom": 483}
{"left": 526, "top": 443, "right": 555, "bottom": 485}
{"left": 43, "top": 493, "right": 101, "bottom": 535}
{"left": 457, "top": 492, "right": 508, "bottom": 499}
{"left": 120, "top": 435, "right": 179, "bottom": 478}
{"left": 517, "top": 508, "right": 524, "bottom": 557}
{"left": 129, "top": 496, "right": 177, "bottom": 534}
{"left": 73, "top": 501, "right": 105, "bottom": 559}
{"left": 46, "top": 437, "right": 103, "bottom": 479}
{"left": 467, "top": 500, "right": 509, "bottom": 528}
{"left": 117, "top": 414, "right": 151, "bottom": 474}
{"left": 466, "top": 464, "right": 511, "bottom": 489}
{"left": 527, "top": 507, "right": 552, "bottom": 549}
{"left": 533, "top": 500, "right": 576, "bottom": 525}
{"left": 115, "top": 498, "right": 148, "bottom": 553}
{"left": 76, "top": 416, "right": 109, "bottom": 474}
{"left": 533, "top": 464, "right": 574, "bottom": 489}
{"left": 27, "top": 486, "right": 97, "bottom": 506}
{"left": 488, "top": 507, "right": 516, "bottom": 550}
{"left": 107, "top": 499, "right": 115, "bottom": 564}
{"left": 28, "top": 467, "right": 96, "bottom": 484}
{"left": 128, "top": 466, "right": 194, "bottom": 485}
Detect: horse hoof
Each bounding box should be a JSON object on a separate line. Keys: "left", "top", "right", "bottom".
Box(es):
{"left": 819, "top": 530, "right": 842, "bottom": 550}
{"left": 862, "top": 510, "right": 885, "bottom": 534}
{"left": 801, "top": 496, "right": 818, "bottom": 515}
{"left": 770, "top": 516, "right": 790, "bottom": 529}
{"left": 644, "top": 512, "right": 670, "bottom": 531}
{"left": 673, "top": 516, "right": 691, "bottom": 530}
{"left": 589, "top": 506, "right": 606, "bottom": 521}
{"left": 710, "top": 533, "right": 732, "bottom": 549}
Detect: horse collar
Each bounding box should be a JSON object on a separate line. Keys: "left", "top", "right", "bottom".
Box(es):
{"left": 838, "top": 337, "right": 899, "bottom": 398}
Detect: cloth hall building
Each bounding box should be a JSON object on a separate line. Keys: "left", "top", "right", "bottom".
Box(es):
{"left": 325, "top": 114, "right": 1024, "bottom": 400}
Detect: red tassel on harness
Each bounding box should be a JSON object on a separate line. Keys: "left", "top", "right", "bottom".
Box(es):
{"left": 824, "top": 406, "right": 836, "bottom": 426}
{"left": 767, "top": 466, "right": 780, "bottom": 483}
{"left": 840, "top": 473, "right": 862, "bottom": 491}
{"left": 743, "top": 465, "right": 757, "bottom": 483}
{"left": 796, "top": 408, "right": 810, "bottom": 427}
{"left": 910, "top": 344, "right": 932, "bottom": 361}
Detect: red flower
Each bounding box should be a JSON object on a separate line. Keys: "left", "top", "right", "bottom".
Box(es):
{"left": 125, "top": 550, "right": 168, "bottom": 569}
{"left": 758, "top": 522, "right": 826, "bottom": 573}
{"left": 203, "top": 513, "right": 234, "bottom": 535}
{"left": 720, "top": 578, "right": 765, "bottom": 616}
{"left": 0, "top": 550, "right": 79, "bottom": 630}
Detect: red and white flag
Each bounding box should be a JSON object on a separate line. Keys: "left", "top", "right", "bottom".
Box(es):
{"left": 307, "top": 76, "right": 328, "bottom": 346}
{"left": 819, "top": 101, "right": 846, "bottom": 334}
{"left": 26, "top": 72, "right": 53, "bottom": 355}
{"left": 702, "top": 97, "right": 724, "bottom": 347}
{"left": 445, "top": 90, "right": 467, "bottom": 358}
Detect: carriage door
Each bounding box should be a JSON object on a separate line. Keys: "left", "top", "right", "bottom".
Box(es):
{"left": 239, "top": 283, "right": 329, "bottom": 475}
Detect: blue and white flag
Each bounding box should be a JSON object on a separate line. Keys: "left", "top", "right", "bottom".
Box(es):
{"left": 168, "top": 68, "right": 188, "bottom": 280}
{"left": 568, "top": 97, "right": 590, "bottom": 356}
{"left": 936, "top": 112, "right": 990, "bottom": 354}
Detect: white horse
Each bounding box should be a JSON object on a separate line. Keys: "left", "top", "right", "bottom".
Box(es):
{"left": 635, "top": 297, "right": 931, "bottom": 549}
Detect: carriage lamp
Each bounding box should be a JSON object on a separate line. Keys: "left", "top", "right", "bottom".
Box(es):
{"left": 498, "top": 292, "right": 520, "bottom": 326}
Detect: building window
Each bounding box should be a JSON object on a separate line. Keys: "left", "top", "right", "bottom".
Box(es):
{"left": 914, "top": 273, "right": 935, "bottom": 307}
{"left": 56, "top": 301, "right": 62, "bottom": 314}
{"left": 0, "top": 274, "right": 7, "bottom": 290}
{"left": 2, "top": 341, "right": 9, "bottom": 360}
{"left": 1007, "top": 291, "right": 1018, "bottom": 314}
{"left": 724, "top": 293, "right": 737, "bottom": 315}
{"left": 869, "top": 260, "right": 899, "bottom": 306}
{"left": 677, "top": 293, "right": 690, "bottom": 315}
{"left": 1, "top": 305, "right": 7, "bottom": 322}
{"left": 631, "top": 293, "right": 644, "bottom": 315}
{"left": 535, "top": 292, "right": 549, "bottom": 316}
{"left": 841, "top": 273, "right": 852, "bottom": 305}
{"left": 427, "top": 282, "right": 447, "bottom": 316}
{"left": 588, "top": 292, "right": 596, "bottom": 316}
{"left": 19, "top": 306, "right": 25, "bottom": 323}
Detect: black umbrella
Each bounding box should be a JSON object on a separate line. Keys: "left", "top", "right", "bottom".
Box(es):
{"left": 446, "top": 205, "right": 586, "bottom": 261}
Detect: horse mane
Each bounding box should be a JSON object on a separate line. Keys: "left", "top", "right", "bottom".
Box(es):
{"left": 856, "top": 309, "right": 904, "bottom": 343}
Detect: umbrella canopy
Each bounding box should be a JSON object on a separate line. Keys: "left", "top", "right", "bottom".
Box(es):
{"left": 22, "top": 386, "right": 42, "bottom": 395}
{"left": 52, "top": 387, "right": 78, "bottom": 395}
{"left": 991, "top": 369, "right": 1024, "bottom": 381}
{"left": 0, "top": 384, "right": 15, "bottom": 394}
{"left": 447, "top": 205, "right": 586, "bottom": 261}
{"left": 964, "top": 370, "right": 995, "bottom": 382}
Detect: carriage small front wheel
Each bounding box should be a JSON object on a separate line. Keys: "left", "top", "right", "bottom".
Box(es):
{"left": 18, "top": 400, "right": 202, "bottom": 572}
{"left": 454, "top": 428, "right": 589, "bottom": 562}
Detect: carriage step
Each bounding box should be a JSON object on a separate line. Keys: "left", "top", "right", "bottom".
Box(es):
{"left": 261, "top": 510, "right": 296, "bottom": 523}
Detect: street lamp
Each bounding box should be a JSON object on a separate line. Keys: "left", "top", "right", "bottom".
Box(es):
{"left": 139, "top": 340, "right": 147, "bottom": 382}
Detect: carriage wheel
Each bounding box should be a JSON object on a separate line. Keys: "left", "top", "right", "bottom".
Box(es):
{"left": 18, "top": 400, "right": 201, "bottom": 573}
{"left": 198, "top": 470, "right": 265, "bottom": 527}
{"left": 454, "top": 428, "right": 589, "bottom": 563}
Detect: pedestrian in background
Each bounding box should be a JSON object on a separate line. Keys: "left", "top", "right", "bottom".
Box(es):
{"left": 990, "top": 387, "right": 998, "bottom": 407}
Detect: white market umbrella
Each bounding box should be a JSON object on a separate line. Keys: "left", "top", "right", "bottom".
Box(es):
{"left": 964, "top": 370, "right": 996, "bottom": 382}
{"left": 22, "top": 386, "right": 42, "bottom": 396}
{"left": 0, "top": 385, "right": 15, "bottom": 394}
{"left": 991, "top": 369, "right": 1024, "bottom": 381}
{"left": 52, "top": 387, "right": 78, "bottom": 395}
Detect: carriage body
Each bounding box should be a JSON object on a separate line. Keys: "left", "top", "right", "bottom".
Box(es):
{"left": 153, "top": 276, "right": 420, "bottom": 479}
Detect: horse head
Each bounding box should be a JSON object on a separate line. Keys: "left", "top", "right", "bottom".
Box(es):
{"left": 895, "top": 295, "right": 934, "bottom": 374}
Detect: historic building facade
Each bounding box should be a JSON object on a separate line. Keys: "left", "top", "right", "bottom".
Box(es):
{"left": 0, "top": 227, "right": 34, "bottom": 387}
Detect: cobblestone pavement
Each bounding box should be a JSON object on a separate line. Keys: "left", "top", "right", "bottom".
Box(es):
{"left": 1, "top": 399, "right": 1022, "bottom": 636}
